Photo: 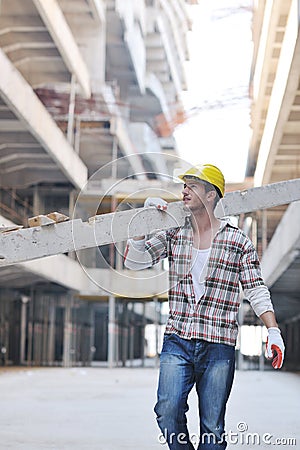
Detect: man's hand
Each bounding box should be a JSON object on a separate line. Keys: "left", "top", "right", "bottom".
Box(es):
{"left": 144, "top": 197, "right": 168, "bottom": 211}
{"left": 265, "top": 327, "right": 285, "bottom": 369}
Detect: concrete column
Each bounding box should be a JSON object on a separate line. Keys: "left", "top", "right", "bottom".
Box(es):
{"left": 89, "top": 305, "right": 96, "bottom": 366}
{"left": 259, "top": 326, "right": 265, "bottom": 371}
{"left": 47, "top": 299, "right": 56, "bottom": 365}
{"left": 261, "top": 210, "right": 268, "bottom": 253}
{"left": 27, "top": 289, "right": 34, "bottom": 366}
{"left": 154, "top": 297, "right": 160, "bottom": 368}
{"left": 251, "top": 216, "right": 258, "bottom": 249}
{"left": 63, "top": 298, "right": 72, "bottom": 368}
{"left": 33, "top": 186, "right": 45, "bottom": 215}
{"left": 141, "top": 302, "right": 146, "bottom": 367}
{"left": 121, "top": 302, "right": 129, "bottom": 367}
{"left": 20, "top": 296, "right": 29, "bottom": 365}
{"left": 67, "top": 74, "right": 77, "bottom": 145}
{"left": 108, "top": 295, "right": 116, "bottom": 368}
{"left": 129, "top": 303, "right": 135, "bottom": 366}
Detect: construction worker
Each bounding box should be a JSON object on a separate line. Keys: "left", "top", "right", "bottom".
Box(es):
{"left": 124, "top": 164, "right": 284, "bottom": 450}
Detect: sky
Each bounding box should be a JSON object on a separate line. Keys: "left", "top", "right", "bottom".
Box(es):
{"left": 174, "top": 0, "right": 253, "bottom": 183}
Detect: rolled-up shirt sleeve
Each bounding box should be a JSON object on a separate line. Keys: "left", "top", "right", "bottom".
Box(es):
{"left": 244, "top": 285, "right": 274, "bottom": 317}
{"left": 239, "top": 236, "right": 275, "bottom": 317}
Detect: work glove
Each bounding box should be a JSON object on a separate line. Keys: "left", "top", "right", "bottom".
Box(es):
{"left": 265, "top": 327, "right": 285, "bottom": 369}
{"left": 144, "top": 197, "right": 168, "bottom": 211}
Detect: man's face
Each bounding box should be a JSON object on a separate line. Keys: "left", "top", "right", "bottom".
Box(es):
{"left": 182, "top": 179, "right": 208, "bottom": 211}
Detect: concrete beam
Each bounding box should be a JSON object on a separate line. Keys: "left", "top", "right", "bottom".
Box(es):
{"left": 215, "top": 178, "right": 300, "bottom": 217}
{"left": 87, "top": 0, "right": 106, "bottom": 24}
{"left": 0, "top": 215, "right": 98, "bottom": 292}
{"left": 261, "top": 200, "right": 300, "bottom": 287}
{"left": 0, "top": 202, "right": 187, "bottom": 266}
{"left": 1, "top": 178, "right": 300, "bottom": 266}
{"left": 33, "top": 0, "right": 91, "bottom": 98}
{"left": 0, "top": 48, "right": 88, "bottom": 189}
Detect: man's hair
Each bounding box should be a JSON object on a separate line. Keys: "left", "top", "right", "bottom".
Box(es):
{"left": 202, "top": 180, "right": 221, "bottom": 208}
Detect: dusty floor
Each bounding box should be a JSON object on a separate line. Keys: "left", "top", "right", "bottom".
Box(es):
{"left": 0, "top": 366, "right": 299, "bottom": 450}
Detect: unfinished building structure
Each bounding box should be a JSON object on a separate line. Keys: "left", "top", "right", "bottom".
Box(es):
{"left": 0, "top": 0, "right": 192, "bottom": 367}
{"left": 1, "top": 0, "right": 300, "bottom": 372}
{"left": 248, "top": 0, "right": 300, "bottom": 370}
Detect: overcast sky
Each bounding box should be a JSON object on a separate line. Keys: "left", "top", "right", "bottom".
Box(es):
{"left": 174, "top": 0, "right": 253, "bottom": 183}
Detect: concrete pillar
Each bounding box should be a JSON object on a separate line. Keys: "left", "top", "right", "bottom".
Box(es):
{"left": 259, "top": 326, "right": 265, "bottom": 371}
{"left": 47, "top": 299, "right": 56, "bottom": 365}
{"left": 67, "top": 74, "right": 77, "bottom": 146}
{"left": 121, "top": 301, "right": 129, "bottom": 367}
{"left": 129, "top": 303, "right": 135, "bottom": 366}
{"left": 154, "top": 297, "right": 160, "bottom": 368}
{"left": 20, "top": 296, "right": 29, "bottom": 365}
{"left": 251, "top": 215, "right": 258, "bottom": 249}
{"left": 261, "top": 210, "right": 268, "bottom": 253}
{"left": 63, "top": 298, "right": 72, "bottom": 368}
{"left": 27, "top": 289, "right": 34, "bottom": 366}
{"left": 33, "top": 186, "right": 45, "bottom": 215}
{"left": 141, "top": 302, "right": 146, "bottom": 367}
{"left": 108, "top": 295, "right": 116, "bottom": 368}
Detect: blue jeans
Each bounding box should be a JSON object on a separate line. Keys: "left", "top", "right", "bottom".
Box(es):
{"left": 154, "top": 333, "right": 235, "bottom": 450}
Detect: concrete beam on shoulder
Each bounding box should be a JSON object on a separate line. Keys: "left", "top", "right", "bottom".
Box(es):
{"left": 0, "top": 202, "right": 188, "bottom": 266}
{"left": 215, "top": 178, "right": 300, "bottom": 217}
{"left": 0, "top": 215, "right": 98, "bottom": 292}
{"left": 1, "top": 178, "right": 300, "bottom": 267}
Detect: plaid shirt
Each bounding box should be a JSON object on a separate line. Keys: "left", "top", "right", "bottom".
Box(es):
{"left": 144, "top": 219, "right": 267, "bottom": 346}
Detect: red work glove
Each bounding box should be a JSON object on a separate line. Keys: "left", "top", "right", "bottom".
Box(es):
{"left": 265, "top": 327, "right": 285, "bottom": 369}
{"left": 144, "top": 197, "right": 168, "bottom": 211}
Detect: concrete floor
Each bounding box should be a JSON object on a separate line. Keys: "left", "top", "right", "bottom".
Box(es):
{"left": 0, "top": 366, "right": 299, "bottom": 450}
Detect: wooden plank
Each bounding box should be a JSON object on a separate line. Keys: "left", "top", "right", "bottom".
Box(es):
{"left": 46, "top": 212, "right": 69, "bottom": 223}
{"left": 0, "top": 225, "right": 23, "bottom": 233}
{"left": 28, "top": 215, "right": 55, "bottom": 227}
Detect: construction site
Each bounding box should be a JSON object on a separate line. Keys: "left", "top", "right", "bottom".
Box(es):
{"left": 0, "top": 0, "right": 299, "bottom": 448}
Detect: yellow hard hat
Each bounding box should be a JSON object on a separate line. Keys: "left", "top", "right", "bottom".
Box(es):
{"left": 178, "top": 164, "right": 225, "bottom": 197}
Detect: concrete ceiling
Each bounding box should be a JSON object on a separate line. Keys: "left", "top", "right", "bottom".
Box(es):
{"left": 249, "top": 0, "right": 300, "bottom": 246}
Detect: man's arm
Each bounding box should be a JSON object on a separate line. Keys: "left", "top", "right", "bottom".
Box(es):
{"left": 260, "top": 310, "right": 278, "bottom": 328}
{"left": 240, "top": 238, "right": 285, "bottom": 369}
{"left": 124, "top": 197, "right": 168, "bottom": 269}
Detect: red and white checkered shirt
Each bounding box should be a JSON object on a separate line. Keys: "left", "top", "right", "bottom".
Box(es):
{"left": 125, "top": 219, "right": 272, "bottom": 346}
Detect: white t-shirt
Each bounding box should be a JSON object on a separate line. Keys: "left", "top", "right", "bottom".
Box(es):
{"left": 191, "top": 247, "right": 211, "bottom": 301}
